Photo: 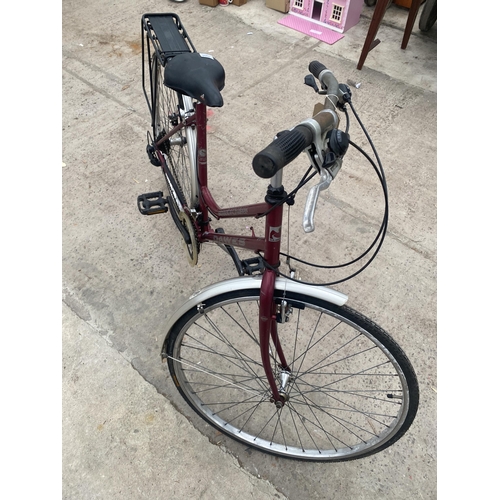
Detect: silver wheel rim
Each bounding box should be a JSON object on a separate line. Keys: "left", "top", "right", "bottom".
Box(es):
{"left": 170, "top": 294, "right": 411, "bottom": 460}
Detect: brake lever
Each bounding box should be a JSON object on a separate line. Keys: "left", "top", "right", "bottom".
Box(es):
{"left": 302, "top": 155, "right": 343, "bottom": 233}
{"left": 303, "top": 167, "right": 332, "bottom": 233}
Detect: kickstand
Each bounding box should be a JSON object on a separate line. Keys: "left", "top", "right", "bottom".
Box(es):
{"left": 214, "top": 228, "right": 245, "bottom": 276}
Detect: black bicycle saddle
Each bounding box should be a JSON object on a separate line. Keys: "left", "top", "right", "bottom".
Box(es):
{"left": 164, "top": 52, "right": 225, "bottom": 108}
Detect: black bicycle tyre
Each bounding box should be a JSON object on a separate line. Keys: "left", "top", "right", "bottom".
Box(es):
{"left": 419, "top": 0, "right": 437, "bottom": 32}
{"left": 165, "top": 288, "right": 419, "bottom": 461}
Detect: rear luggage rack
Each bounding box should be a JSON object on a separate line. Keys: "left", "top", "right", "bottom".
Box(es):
{"left": 141, "top": 13, "right": 197, "bottom": 118}
{"left": 142, "top": 13, "right": 196, "bottom": 65}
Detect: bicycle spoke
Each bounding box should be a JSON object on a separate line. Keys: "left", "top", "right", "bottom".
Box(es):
{"left": 187, "top": 318, "right": 266, "bottom": 392}
{"left": 287, "top": 400, "right": 343, "bottom": 450}
{"left": 237, "top": 393, "right": 273, "bottom": 435}
{"left": 301, "top": 345, "right": 380, "bottom": 378}
{"left": 290, "top": 317, "right": 345, "bottom": 369}
{"left": 287, "top": 402, "right": 306, "bottom": 452}
{"left": 296, "top": 378, "right": 397, "bottom": 431}
{"left": 295, "top": 385, "right": 403, "bottom": 407}
{"left": 222, "top": 305, "right": 260, "bottom": 347}
{"left": 239, "top": 302, "right": 260, "bottom": 341}
{"left": 168, "top": 356, "right": 262, "bottom": 396}
{"left": 182, "top": 337, "right": 262, "bottom": 370}
{"left": 292, "top": 311, "right": 323, "bottom": 376}
{"left": 297, "top": 394, "right": 375, "bottom": 443}
{"left": 190, "top": 374, "right": 266, "bottom": 395}
{"left": 253, "top": 409, "right": 282, "bottom": 443}
{"left": 190, "top": 318, "right": 268, "bottom": 392}
{"left": 301, "top": 333, "right": 361, "bottom": 373}
{"left": 204, "top": 393, "right": 267, "bottom": 416}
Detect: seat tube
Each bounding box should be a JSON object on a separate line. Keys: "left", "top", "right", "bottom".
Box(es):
{"left": 196, "top": 103, "right": 208, "bottom": 186}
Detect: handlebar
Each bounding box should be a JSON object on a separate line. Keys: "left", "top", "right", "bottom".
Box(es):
{"left": 308, "top": 61, "right": 340, "bottom": 110}
{"left": 252, "top": 61, "right": 342, "bottom": 179}
{"left": 252, "top": 61, "right": 348, "bottom": 233}
{"left": 252, "top": 125, "right": 313, "bottom": 179}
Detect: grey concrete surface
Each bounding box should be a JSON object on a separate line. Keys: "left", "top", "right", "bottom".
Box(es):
{"left": 63, "top": 302, "right": 286, "bottom": 499}
{"left": 63, "top": 1, "right": 436, "bottom": 498}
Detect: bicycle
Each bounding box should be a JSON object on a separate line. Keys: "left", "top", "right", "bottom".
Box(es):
{"left": 138, "top": 13, "right": 419, "bottom": 462}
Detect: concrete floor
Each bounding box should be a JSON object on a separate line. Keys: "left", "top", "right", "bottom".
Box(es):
{"left": 62, "top": 1, "right": 436, "bottom": 498}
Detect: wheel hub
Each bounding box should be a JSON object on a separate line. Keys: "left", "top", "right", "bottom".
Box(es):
{"left": 270, "top": 369, "right": 293, "bottom": 407}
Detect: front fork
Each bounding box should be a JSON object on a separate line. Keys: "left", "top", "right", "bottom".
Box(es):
{"left": 259, "top": 181, "right": 292, "bottom": 407}
{"left": 259, "top": 269, "right": 292, "bottom": 407}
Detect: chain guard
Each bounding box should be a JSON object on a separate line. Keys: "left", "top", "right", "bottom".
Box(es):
{"left": 178, "top": 211, "right": 199, "bottom": 266}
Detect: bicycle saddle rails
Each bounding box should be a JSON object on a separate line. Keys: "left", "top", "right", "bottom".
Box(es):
{"left": 164, "top": 52, "right": 225, "bottom": 107}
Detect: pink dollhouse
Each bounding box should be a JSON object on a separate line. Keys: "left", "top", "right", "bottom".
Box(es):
{"left": 288, "top": 0, "right": 364, "bottom": 33}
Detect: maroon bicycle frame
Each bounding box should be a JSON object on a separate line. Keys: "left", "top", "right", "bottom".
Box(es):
{"left": 164, "top": 101, "right": 291, "bottom": 404}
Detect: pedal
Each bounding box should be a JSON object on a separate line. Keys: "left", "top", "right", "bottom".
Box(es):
{"left": 146, "top": 144, "right": 161, "bottom": 167}
{"left": 137, "top": 192, "right": 169, "bottom": 215}
{"left": 241, "top": 256, "right": 265, "bottom": 276}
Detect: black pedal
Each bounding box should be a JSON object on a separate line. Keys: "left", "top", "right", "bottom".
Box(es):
{"left": 146, "top": 145, "right": 161, "bottom": 167}
{"left": 241, "top": 257, "right": 265, "bottom": 276}
{"left": 137, "top": 192, "right": 169, "bottom": 215}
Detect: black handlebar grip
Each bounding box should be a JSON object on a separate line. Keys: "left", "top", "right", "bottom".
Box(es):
{"left": 309, "top": 61, "right": 327, "bottom": 79}
{"left": 252, "top": 125, "right": 314, "bottom": 179}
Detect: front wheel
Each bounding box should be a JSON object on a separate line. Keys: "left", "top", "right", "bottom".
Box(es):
{"left": 165, "top": 288, "right": 419, "bottom": 461}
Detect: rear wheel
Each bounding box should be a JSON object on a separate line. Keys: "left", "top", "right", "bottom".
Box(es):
{"left": 152, "top": 54, "right": 198, "bottom": 211}
{"left": 152, "top": 54, "right": 200, "bottom": 264}
{"left": 165, "top": 288, "right": 419, "bottom": 461}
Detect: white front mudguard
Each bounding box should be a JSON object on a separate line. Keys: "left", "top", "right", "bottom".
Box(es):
{"left": 163, "top": 275, "right": 348, "bottom": 337}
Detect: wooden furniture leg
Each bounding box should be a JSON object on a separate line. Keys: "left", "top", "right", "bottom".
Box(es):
{"left": 402, "top": 0, "right": 423, "bottom": 49}
{"left": 357, "top": 0, "right": 392, "bottom": 70}
{"left": 358, "top": 0, "right": 425, "bottom": 70}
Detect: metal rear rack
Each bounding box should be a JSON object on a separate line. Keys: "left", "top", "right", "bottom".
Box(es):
{"left": 141, "top": 13, "right": 196, "bottom": 119}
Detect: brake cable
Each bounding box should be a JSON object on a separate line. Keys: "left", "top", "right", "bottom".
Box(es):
{"left": 261, "top": 101, "right": 389, "bottom": 286}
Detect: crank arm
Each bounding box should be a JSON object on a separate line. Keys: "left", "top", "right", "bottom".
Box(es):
{"left": 167, "top": 197, "right": 192, "bottom": 245}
